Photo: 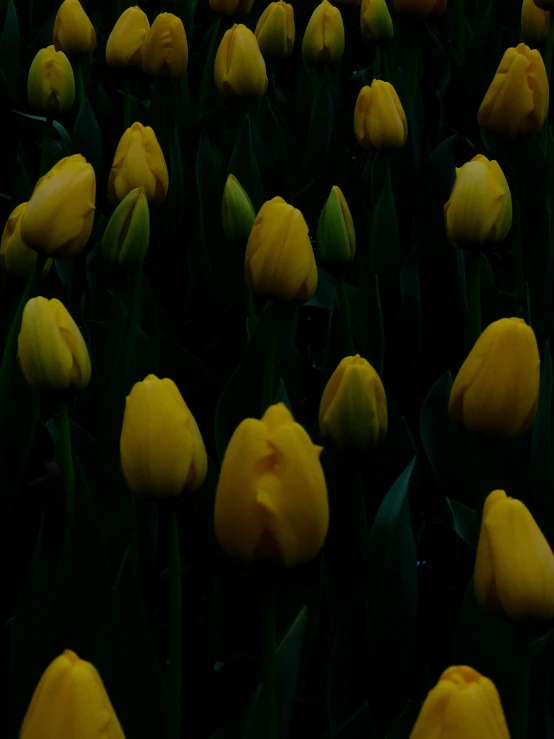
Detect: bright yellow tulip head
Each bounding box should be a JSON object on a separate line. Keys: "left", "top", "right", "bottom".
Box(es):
{"left": 106, "top": 6, "right": 150, "bottom": 69}
{"left": 449, "top": 317, "right": 540, "bottom": 437}
{"left": 210, "top": 0, "right": 255, "bottom": 14}
{"left": 360, "top": 0, "right": 394, "bottom": 44}
{"left": 245, "top": 196, "right": 318, "bottom": 302}
{"left": 20, "top": 650, "right": 124, "bottom": 739}
{"left": 475, "top": 490, "right": 554, "bottom": 620}
{"left": 21, "top": 154, "right": 96, "bottom": 258}
{"left": 141, "top": 12, "right": 188, "bottom": 78}
{"left": 522, "top": 0, "right": 550, "bottom": 45}
{"left": 0, "top": 203, "right": 52, "bottom": 280}
{"left": 27, "top": 45, "right": 74, "bottom": 114}
{"left": 316, "top": 186, "right": 356, "bottom": 268}
{"left": 302, "top": 0, "right": 345, "bottom": 64}
{"left": 222, "top": 174, "right": 256, "bottom": 242}
{"left": 53, "top": 0, "right": 96, "bottom": 55}
{"left": 214, "top": 24, "right": 268, "bottom": 99}
{"left": 409, "top": 665, "right": 509, "bottom": 739}
{"left": 354, "top": 79, "right": 408, "bottom": 149}
{"left": 393, "top": 0, "right": 446, "bottom": 17}
{"left": 18, "top": 297, "right": 91, "bottom": 393}
{"left": 120, "top": 374, "right": 208, "bottom": 497}
{"left": 255, "top": 1, "right": 295, "bottom": 60}
{"left": 214, "top": 403, "right": 329, "bottom": 566}
{"left": 444, "top": 155, "right": 512, "bottom": 247}
{"left": 108, "top": 122, "right": 169, "bottom": 204}
{"left": 478, "top": 43, "right": 549, "bottom": 137}
{"left": 101, "top": 187, "right": 150, "bottom": 271}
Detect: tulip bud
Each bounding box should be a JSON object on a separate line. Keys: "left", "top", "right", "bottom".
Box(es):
{"left": 53, "top": 0, "right": 96, "bottom": 55}
{"left": 222, "top": 174, "right": 256, "bottom": 242}
{"left": 20, "top": 650, "right": 125, "bottom": 739}
{"left": 245, "top": 196, "right": 318, "bottom": 302}
{"left": 316, "top": 186, "right": 356, "bottom": 268}
{"left": 210, "top": 0, "right": 255, "bottom": 14}
{"left": 478, "top": 43, "right": 549, "bottom": 137}
{"left": 106, "top": 6, "right": 150, "bottom": 69}
{"left": 101, "top": 187, "right": 150, "bottom": 271}
{"left": 475, "top": 490, "right": 554, "bottom": 620}
{"left": 141, "top": 12, "right": 188, "bottom": 78}
{"left": 21, "top": 154, "right": 96, "bottom": 258}
{"left": 0, "top": 203, "right": 52, "bottom": 280}
{"left": 410, "top": 665, "right": 510, "bottom": 739}
{"left": 27, "top": 46, "right": 75, "bottom": 114}
{"left": 214, "top": 403, "right": 329, "bottom": 566}
{"left": 302, "top": 0, "right": 345, "bottom": 64}
{"left": 18, "top": 297, "right": 91, "bottom": 392}
{"left": 444, "top": 155, "right": 512, "bottom": 247}
{"left": 120, "top": 374, "right": 208, "bottom": 496}
{"left": 214, "top": 24, "right": 268, "bottom": 99}
{"left": 354, "top": 79, "right": 408, "bottom": 149}
{"left": 393, "top": 0, "right": 446, "bottom": 16}
{"left": 108, "top": 122, "right": 169, "bottom": 203}
{"left": 449, "top": 317, "right": 540, "bottom": 437}
{"left": 255, "top": 2, "right": 295, "bottom": 59}
{"left": 360, "top": 0, "right": 394, "bottom": 43}
{"left": 522, "top": 0, "right": 550, "bottom": 45}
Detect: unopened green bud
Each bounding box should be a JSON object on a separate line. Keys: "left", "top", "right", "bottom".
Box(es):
{"left": 101, "top": 187, "right": 150, "bottom": 271}
{"left": 222, "top": 174, "right": 256, "bottom": 242}
{"left": 316, "top": 186, "right": 356, "bottom": 269}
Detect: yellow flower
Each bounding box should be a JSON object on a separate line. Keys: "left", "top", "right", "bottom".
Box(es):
{"left": 141, "top": 12, "right": 188, "bottom": 78}
{"left": 302, "top": 0, "right": 345, "bottom": 64}
{"left": 410, "top": 666, "right": 509, "bottom": 739}
{"left": 53, "top": 0, "right": 96, "bottom": 55}
{"left": 108, "top": 122, "right": 169, "bottom": 203}
{"left": 20, "top": 650, "right": 124, "bottom": 739}
{"left": 319, "top": 355, "right": 387, "bottom": 449}
{"left": 21, "top": 154, "right": 96, "bottom": 258}
{"left": 475, "top": 490, "right": 554, "bottom": 620}
{"left": 27, "top": 45, "right": 75, "bottom": 114}
{"left": 222, "top": 174, "right": 256, "bottom": 242}
{"left": 214, "top": 24, "right": 268, "bottom": 99}
{"left": 209, "top": 0, "right": 255, "bottom": 14}
{"left": 245, "top": 196, "right": 318, "bottom": 302}
{"left": 478, "top": 43, "right": 549, "bottom": 137}
{"left": 0, "top": 203, "right": 52, "bottom": 280}
{"left": 522, "top": 0, "right": 550, "bottom": 45}
{"left": 393, "top": 0, "right": 446, "bottom": 16}
{"left": 360, "top": 0, "right": 394, "bottom": 43}
{"left": 120, "top": 374, "right": 208, "bottom": 496}
{"left": 449, "top": 317, "right": 540, "bottom": 437}
{"left": 101, "top": 187, "right": 150, "bottom": 271}
{"left": 354, "top": 79, "right": 408, "bottom": 149}
{"left": 316, "top": 186, "right": 356, "bottom": 268}
{"left": 214, "top": 403, "right": 329, "bottom": 566}
{"left": 18, "top": 297, "right": 91, "bottom": 392}
{"left": 255, "top": 2, "right": 295, "bottom": 59}
{"left": 444, "top": 155, "right": 512, "bottom": 246}
{"left": 106, "top": 6, "right": 150, "bottom": 69}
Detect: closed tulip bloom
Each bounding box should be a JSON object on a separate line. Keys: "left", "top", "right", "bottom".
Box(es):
{"left": 245, "top": 196, "right": 318, "bottom": 302}
{"left": 141, "top": 13, "right": 188, "bottom": 78}
{"left": 410, "top": 666, "right": 509, "bottom": 739}
{"left": 20, "top": 650, "right": 124, "bottom": 739}
{"left": 522, "top": 0, "right": 550, "bottom": 45}
{"left": 302, "top": 0, "right": 345, "bottom": 64}
{"left": 354, "top": 79, "right": 408, "bottom": 149}
{"left": 316, "top": 186, "right": 356, "bottom": 268}
{"left": 478, "top": 43, "right": 549, "bottom": 137}
{"left": 444, "top": 155, "right": 512, "bottom": 246}
{"left": 27, "top": 46, "right": 75, "bottom": 114}
{"left": 215, "top": 403, "right": 329, "bottom": 566}
{"left": 108, "top": 122, "right": 169, "bottom": 203}
{"left": 0, "top": 204, "right": 52, "bottom": 280}
{"left": 360, "top": 0, "right": 394, "bottom": 43}
{"left": 256, "top": 2, "right": 295, "bottom": 59}
{"left": 222, "top": 174, "right": 256, "bottom": 242}
{"left": 53, "top": 0, "right": 96, "bottom": 55}
{"left": 101, "top": 188, "right": 150, "bottom": 271}
{"left": 449, "top": 318, "right": 540, "bottom": 437}
{"left": 210, "top": 0, "right": 255, "bottom": 14}
{"left": 120, "top": 374, "right": 208, "bottom": 496}
{"left": 214, "top": 24, "right": 268, "bottom": 98}
{"left": 393, "top": 0, "right": 446, "bottom": 16}
{"left": 21, "top": 154, "right": 96, "bottom": 258}
{"left": 18, "top": 297, "right": 91, "bottom": 392}
{"left": 106, "top": 6, "right": 150, "bottom": 69}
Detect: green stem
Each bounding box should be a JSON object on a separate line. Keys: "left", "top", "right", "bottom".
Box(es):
{"left": 39, "top": 118, "right": 53, "bottom": 177}
{"left": 59, "top": 401, "right": 75, "bottom": 535}
{"left": 510, "top": 153, "right": 524, "bottom": 297}
{"left": 124, "top": 75, "right": 131, "bottom": 130}
{"left": 468, "top": 251, "right": 482, "bottom": 346}
{"left": 336, "top": 273, "right": 354, "bottom": 356}
{"left": 261, "top": 304, "right": 281, "bottom": 413}
{"left": 261, "top": 577, "right": 278, "bottom": 739}
{"left": 168, "top": 509, "right": 182, "bottom": 739}
{"left": 457, "top": 0, "right": 466, "bottom": 65}
{"left": 75, "top": 61, "right": 85, "bottom": 109}
{"left": 125, "top": 268, "right": 142, "bottom": 391}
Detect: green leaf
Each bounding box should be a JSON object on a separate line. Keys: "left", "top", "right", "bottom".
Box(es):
{"left": 330, "top": 703, "right": 369, "bottom": 739}
{"left": 72, "top": 98, "right": 103, "bottom": 183}
{"left": 0, "top": 0, "right": 19, "bottom": 99}
{"left": 358, "top": 272, "right": 384, "bottom": 377}
{"left": 306, "top": 69, "right": 334, "bottom": 179}
{"left": 385, "top": 701, "right": 422, "bottom": 738}
{"left": 420, "top": 371, "right": 455, "bottom": 494}
{"left": 447, "top": 499, "right": 479, "bottom": 549}
{"left": 369, "top": 163, "right": 400, "bottom": 310}
{"left": 196, "top": 18, "right": 222, "bottom": 119}
{"left": 529, "top": 630, "right": 554, "bottom": 739}
{"left": 227, "top": 115, "right": 264, "bottom": 211}
{"left": 424, "top": 25, "right": 450, "bottom": 100}
{"left": 531, "top": 342, "right": 554, "bottom": 548}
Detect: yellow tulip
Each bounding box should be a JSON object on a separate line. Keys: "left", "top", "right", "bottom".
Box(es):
{"left": 449, "top": 317, "right": 540, "bottom": 437}
{"left": 410, "top": 666, "right": 509, "bottom": 739}
{"left": 210, "top": 0, "right": 255, "bottom": 14}
{"left": 20, "top": 650, "right": 124, "bottom": 739}
{"left": 255, "top": 2, "right": 295, "bottom": 59}
{"left": 106, "top": 6, "right": 150, "bottom": 69}
{"left": 245, "top": 196, "right": 318, "bottom": 302}
{"left": 475, "top": 490, "right": 554, "bottom": 620}
{"left": 354, "top": 79, "right": 408, "bottom": 149}
{"left": 141, "top": 12, "right": 188, "bottom": 78}
{"left": 214, "top": 24, "right": 268, "bottom": 99}
{"left": 222, "top": 174, "right": 256, "bottom": 242}
{"left": 18, "top": 297, "right": 91, "bottom": 392}
{"left": 0, "top": 203, "right": 52, "bottom": 280}
{"left": 27, "top": 45, "right": 74, "bottom": 114}
{"left": 478, "top": 43, "right": 549, "bottom": 137}
{"left": 21, "top": 154, "right": 96, "bottom": 258}
{"left": 53, "top": 0, "right": 96, "bottom": 55}
{"left": 316, "top": 186, "right": 356, "bottom": 268}
{"left": 302, "top": 0, "right": 345, "bottom": 64}
{"left": 522, "top": 0, "right": 550, "bottom": 45}
{"left": 360, "top": 0, "right": 394, "bottom": 43}
{"left": 108, "top": 122, "right": 169, "bottom": 203}
{"left": 393, "top": 0, "right": 446, "bottom": 16}
{"left": 214, "top": 403, "right": 329, "bottom": 566}
{"left": 120, "top": 374, "right": 208, "bottom": 496}
{"left": 101, "top": 187, "right": 150, "bottom": 271}
{"left": 444, "top": 155, "right": 512, "bottom": 246}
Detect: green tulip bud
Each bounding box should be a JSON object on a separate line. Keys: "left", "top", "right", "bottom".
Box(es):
{"left": 222, "top": 174, "right": 256, "bottom": 242}
{"left": 101, "top": 187, "right": 150, "bottom": 271}
{"left": 316, "top": 186, "right": 356, "bottom": 269}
